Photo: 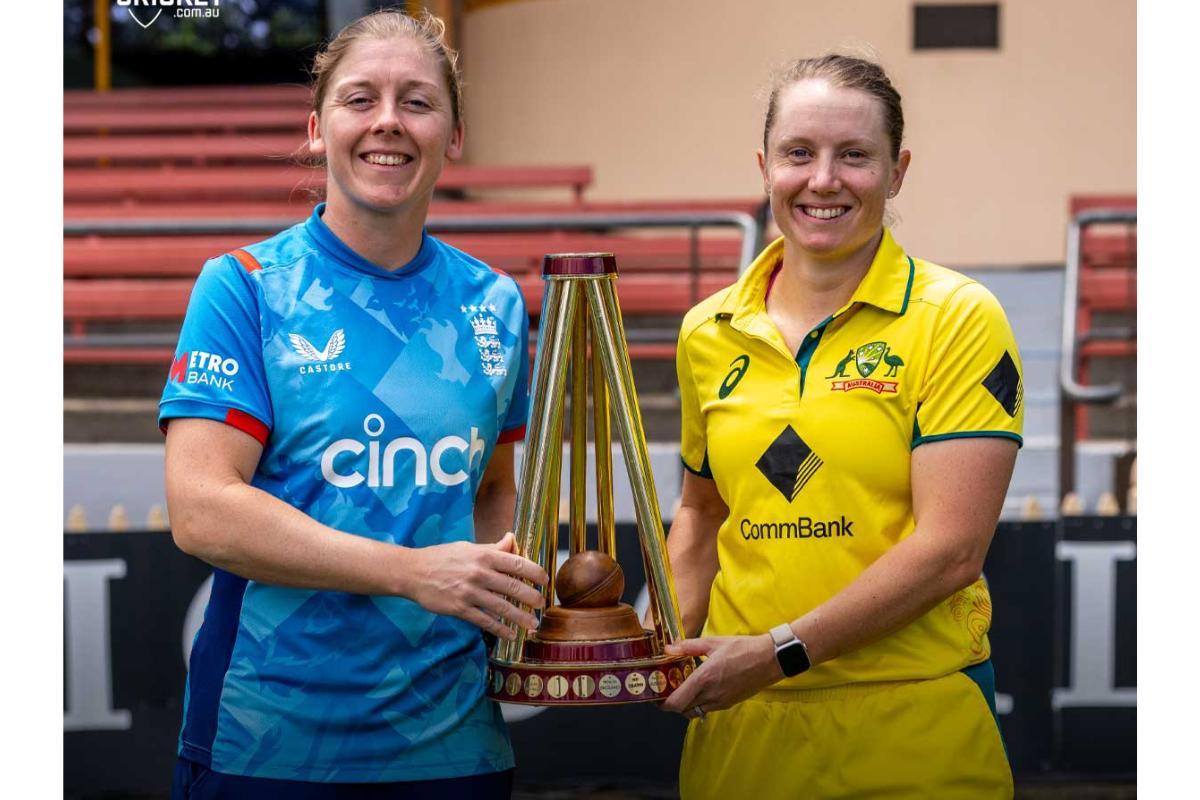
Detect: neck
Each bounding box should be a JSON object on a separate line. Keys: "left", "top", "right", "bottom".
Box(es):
{"left": 772, "top": 229, "right": 883, "bottom": 319}
{"left": 319, "top": 195, "right": 430, "bottom": 270}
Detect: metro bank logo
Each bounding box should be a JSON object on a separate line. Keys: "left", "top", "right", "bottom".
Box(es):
{"left": 169, "top": 350, "right": 239, "bottom": 392}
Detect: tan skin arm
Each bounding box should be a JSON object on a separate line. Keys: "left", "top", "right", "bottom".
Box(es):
{"left": 661, "top": 437, "right": 1017, "bottom": 714}
{"left": 646, "top": 470, "right": 728, "bottom": 637}
{"left": 473, "top": 441, "right": 517, "bottom": 545}
{"left": 165, "top": 418, "right": 546, "bottom": 639}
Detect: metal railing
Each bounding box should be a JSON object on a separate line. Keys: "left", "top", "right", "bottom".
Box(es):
{"left": 65, "top": 212, "right": 762, "bottom": 350}
{"left": 1057, "top": 207, "right": 1136, "bottom": 504}
{"left": 64, "top": 211, "right": 760, "bottom": 270}
{"left": 1058, "top": 208, "right": 1136, "bottom": 403}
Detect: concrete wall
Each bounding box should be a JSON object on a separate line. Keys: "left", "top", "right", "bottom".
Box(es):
{"left": 460, "top": 0, "right": 1135, "bottom": 267}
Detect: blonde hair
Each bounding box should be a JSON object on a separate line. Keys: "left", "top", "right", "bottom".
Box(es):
{"left": 763, "top": 54, "right": 904, "bottom": 159}
{"left": 310, "top": 8, "right": 463, "bottom": 126}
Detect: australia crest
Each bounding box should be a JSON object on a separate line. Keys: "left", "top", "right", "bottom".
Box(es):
{"left": 827, "top": 341, "right": 904, "bottom": 393}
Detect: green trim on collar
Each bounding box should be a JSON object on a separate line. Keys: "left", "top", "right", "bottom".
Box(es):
{"left": 900, "top": 256, "right": 915, "bottom": 315}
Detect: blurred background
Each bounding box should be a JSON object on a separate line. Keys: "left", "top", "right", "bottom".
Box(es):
{"left": 63, "top": 1, "right": 1136, "bottom": 797}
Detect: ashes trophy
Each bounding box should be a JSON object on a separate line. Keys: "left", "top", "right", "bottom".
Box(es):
{"left": 487, "top": 253, "right": 694, "bottom": 705}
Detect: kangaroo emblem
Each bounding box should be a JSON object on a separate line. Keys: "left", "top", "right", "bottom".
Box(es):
{"left": 827, "top": 349, "right": 855, "bottom": 379}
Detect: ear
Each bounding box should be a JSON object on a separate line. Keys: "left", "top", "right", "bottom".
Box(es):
{"left": 307, "top": 110, "right": 325, "bottom": 159}
{"left": 445, "top": 121, "right": 465, "bottom": 162}
{"left": 889, "top": 149, "right": 911, "bottom": 198}
{"left": 757, "top": 148, "right": 769, "bottom": 193}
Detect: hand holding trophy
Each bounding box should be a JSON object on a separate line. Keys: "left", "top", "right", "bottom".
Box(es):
{"left": 488, "top": 253, "right": 694, "bottom": 706}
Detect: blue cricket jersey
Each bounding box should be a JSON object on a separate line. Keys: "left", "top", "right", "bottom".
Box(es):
{"left": 159, "top": 204, "right": 529, "bottom": 782}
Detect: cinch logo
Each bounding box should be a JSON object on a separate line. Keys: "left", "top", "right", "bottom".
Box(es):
{"left": 826, "top": 340, "right": 904, "bottom": 394}
{"left": 320, "top": 414, "right": 486, "bottom": 489}
{"left": 116, "top": 1, "right": 222, "bottom": 29}
{"left": 718, "top": 355, "right": 750, "bottom": 399}
{"left": 168, "top": 350, "right": 239, "bottom": 392}
{"left": 289, "top": 329, "right": 351, "bottom": 375}
{"left": 756, "top": 425, "right": 823, "bottom": 502}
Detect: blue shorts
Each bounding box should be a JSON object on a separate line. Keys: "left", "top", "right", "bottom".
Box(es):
{"left": 171, "top": 758, "right": 514, "bottom": 800}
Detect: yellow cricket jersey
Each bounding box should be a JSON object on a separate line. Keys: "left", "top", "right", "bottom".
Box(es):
{"left": 677, "top": 229, "right": 1024, "bottom": 689}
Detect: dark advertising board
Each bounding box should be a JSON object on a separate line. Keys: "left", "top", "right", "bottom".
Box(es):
{"left": 64, "top": 518, "right": 1136, "bottom": 796}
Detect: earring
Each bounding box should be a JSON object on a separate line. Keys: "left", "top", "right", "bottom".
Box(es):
{"left": 887, "top": 190, "right": 897, "bottom": 198}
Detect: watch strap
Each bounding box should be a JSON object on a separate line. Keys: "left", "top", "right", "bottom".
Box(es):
{"left": 769, "top": 622, "right": 796, "bottom": 648}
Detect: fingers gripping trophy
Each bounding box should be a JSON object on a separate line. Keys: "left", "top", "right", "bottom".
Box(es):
{"left": 487, "top": 253, "right": 695, "bottom": 706}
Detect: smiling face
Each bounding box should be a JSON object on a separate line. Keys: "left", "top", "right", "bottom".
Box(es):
{"left": 758, "top": 78, "right": 910, "bottom": 267}
{"left": 307, "top": 35, "right": 463, "bottom": 219}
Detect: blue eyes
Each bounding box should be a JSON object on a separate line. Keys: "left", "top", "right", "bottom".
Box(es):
{"left": 786, "top": 148, "right": 869, "bottom": 161}
{"left": 342, "top": 97, "right": 433, "bottom": 111}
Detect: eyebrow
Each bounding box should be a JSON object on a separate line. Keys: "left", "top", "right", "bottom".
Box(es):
{"left": 775, "top": 135, "right": 877, "bottom": 150}
{"left": 333, "top": 78, "right": 441, "bottom": 93}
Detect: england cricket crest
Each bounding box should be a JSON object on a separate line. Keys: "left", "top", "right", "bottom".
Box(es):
{"left": 464, "top": 304, "right": 508, "bottom": 377}
{"left": 855, "top": 341, "right": 887, "bottom": 377}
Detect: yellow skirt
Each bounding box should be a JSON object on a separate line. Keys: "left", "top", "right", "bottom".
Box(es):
{"left": 679, "top": 666, "right": 1012, "bottom": 799}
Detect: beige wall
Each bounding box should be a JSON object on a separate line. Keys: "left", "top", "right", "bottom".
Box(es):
{"left": 460, "top": 0, "right": 1134, "bottom": 268}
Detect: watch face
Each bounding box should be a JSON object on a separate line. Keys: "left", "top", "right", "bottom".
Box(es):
{"left": 777, "top": 640, "right": 811, "bottom": 677}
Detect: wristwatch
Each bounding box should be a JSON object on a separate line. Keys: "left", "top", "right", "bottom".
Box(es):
{"left": 769, "top": 623, "right": 812, "bottom": 677}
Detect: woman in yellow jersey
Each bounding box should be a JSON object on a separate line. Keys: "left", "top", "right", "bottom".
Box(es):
{"left": 658, "top": 55, "right": 1023, "bottom": 799}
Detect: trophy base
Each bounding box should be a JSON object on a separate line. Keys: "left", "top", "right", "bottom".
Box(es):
{"left": 487, "top": 651, "right": 695, "bottom": 706}
{"left": 536, "top": 603, "right": 646, "bottom": 641}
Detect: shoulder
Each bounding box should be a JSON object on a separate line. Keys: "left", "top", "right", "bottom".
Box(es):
{"left": 906, "top": 258, "right": 1007, "bottom": 321}
{"left": 428, "top": 235, "right": 527, "bottom": 308}
{"left": 197, "top": 221, "right": 314, "bottom": 288}
{"left": 679, "top": 284, "right": 737, "bottom": 348}
{"left": 230, "top": 221, "right": 316, "bottom": 275}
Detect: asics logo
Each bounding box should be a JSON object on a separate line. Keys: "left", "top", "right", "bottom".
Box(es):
{"left": 718, "top": 355, "right": 750, "bottom": 399}
{"left": 320, "top": 414, "right": 485, "bottom": 489}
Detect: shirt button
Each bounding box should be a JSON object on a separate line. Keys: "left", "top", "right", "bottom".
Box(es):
{"left": 810, "top": 332, "right": 819, "bottom": 338}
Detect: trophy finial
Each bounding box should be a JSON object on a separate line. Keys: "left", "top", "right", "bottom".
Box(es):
{"left": 543, "top": 252, "right": 617, "bottom": 277}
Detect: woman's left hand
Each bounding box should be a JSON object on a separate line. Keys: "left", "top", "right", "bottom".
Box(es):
{"left": 660, "top": 634, "right": 783, "bottom": 717}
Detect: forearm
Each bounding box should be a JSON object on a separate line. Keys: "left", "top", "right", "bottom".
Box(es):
{"left": 170, "top": 478, "right": 413, "bottom": 597}
{"left": 791, "top": 526, "right": 984, "bottom": 666}
{"left": 665, "top": 506, "right": 723, "bottom": 637}
{"left": 473, "top": 481, "right": 516, "bottom": 545}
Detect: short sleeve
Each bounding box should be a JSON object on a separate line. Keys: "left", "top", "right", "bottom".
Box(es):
{"left": 498, "top": 304, "right": 530, "bottom": 444}
{"left": 158, "top": 255, "right": 273, "bottom": 444}
{"left": 677, "top": 329, "right": 711, "bottom": 477}
{"left": 913, "top": 281, "right": 1024, "bottom": 448}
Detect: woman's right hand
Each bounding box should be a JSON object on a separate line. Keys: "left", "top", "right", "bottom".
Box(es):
{"left": 407, "top": 532, "right": 549, "bottom": 640}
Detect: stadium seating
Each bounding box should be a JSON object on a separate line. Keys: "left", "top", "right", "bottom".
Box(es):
{"left": 63, "top": 85, "right": 763, "bottom": 379}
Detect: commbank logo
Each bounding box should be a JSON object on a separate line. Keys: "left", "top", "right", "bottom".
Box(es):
{"left": 320, "top": 414, "right": 485, "bottom": 489}
{"left": 755, "top": 425, "right": 823, "bottom": 502}
{"left": 718, "top": 355, "right": 750, "bottom": 399}
{"left": 983, "top": 350, "right": 1023, "bottom": 418}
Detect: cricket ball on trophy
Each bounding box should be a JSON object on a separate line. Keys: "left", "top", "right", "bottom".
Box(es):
{"left": 555, "top": 550, "right": 625, "bottom": 608}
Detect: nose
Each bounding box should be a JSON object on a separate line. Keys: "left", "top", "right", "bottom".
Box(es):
{"left": 372, "top": 99, "right": 405, "bottom": 136}
{"left": 808, "top": 154, "right": 840, "bottom": 194}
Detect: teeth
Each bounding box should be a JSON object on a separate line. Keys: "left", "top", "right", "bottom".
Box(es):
{"left": 803, "top": 207, "right": 847, "bottom": 220}
{"left": 365, "top": 153, "right": 409, "bottom": 166}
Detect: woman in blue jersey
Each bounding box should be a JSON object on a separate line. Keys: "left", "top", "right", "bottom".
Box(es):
{"left": 161, "top": 10, "right": 546, "bottom": 799}
{"left": 658, "top": 56, "right": 1023, "bottom": 797}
